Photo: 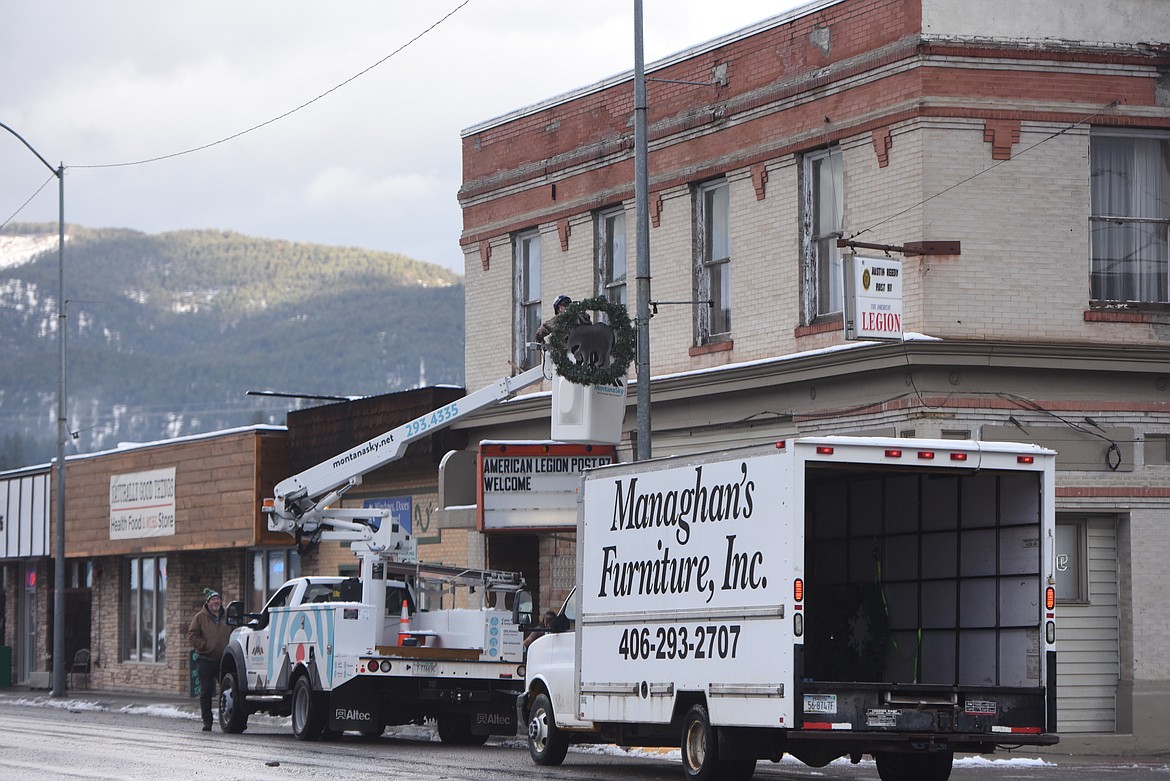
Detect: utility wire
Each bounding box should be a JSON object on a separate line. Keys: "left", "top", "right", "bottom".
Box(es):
{"left": 73, "top": 1, "right": 471, "bottom": 170}
{"left": 850, "top": 100, "right": 1121, "bottom": 240}
{"left": 0, "top": 172, "right": 56, "bottom": 230}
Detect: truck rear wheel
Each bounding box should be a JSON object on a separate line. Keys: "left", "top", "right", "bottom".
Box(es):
{"left": 680, "top": 704, "right": 756, "bottom": 781}
{"left": 527, "top": 693, "right": 569, "bottom": 765}
{"left": 875, "top": 750, "right": 953, "bottom": 781}
{"left": 291, "top": 675, "right": 326, "bottom": 741}
{"left": 218, "top": 671, "right": 248, "bottom": 734}
{"left": 437, "top": 714, "right": 489, "bottom": 746}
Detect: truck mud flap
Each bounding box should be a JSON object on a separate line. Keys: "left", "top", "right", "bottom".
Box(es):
{"left": 326, "top": 691, "right": 382, "bottom": 733}
{"left": 469, "top": 704, "right": 517, "bottom": 736}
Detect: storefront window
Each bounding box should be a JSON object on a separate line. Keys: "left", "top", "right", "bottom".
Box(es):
{"left": 124, "top": 556, "right": 167, "bottom": 662}
{"left": 249, "top": 549, "right": 300, "bottom": 612}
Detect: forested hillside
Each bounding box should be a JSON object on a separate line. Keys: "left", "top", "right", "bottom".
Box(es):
{"left": 0, "top": 224, "right": 465, "bottom": 468}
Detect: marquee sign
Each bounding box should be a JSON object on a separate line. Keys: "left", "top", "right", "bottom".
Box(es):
{"left": 477, "top": 442, "right": 615, "bottom": 531}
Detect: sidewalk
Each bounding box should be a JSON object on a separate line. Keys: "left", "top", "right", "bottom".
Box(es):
{"left": 2, "top": 685, "right": 1167, "bottom": 768}
{"left": 0, "top": 684, "right": 199, "bottom": 717}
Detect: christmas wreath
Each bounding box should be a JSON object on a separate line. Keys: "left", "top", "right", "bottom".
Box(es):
{"left": 548, "top": 296, "right": 636, "bottom": 386}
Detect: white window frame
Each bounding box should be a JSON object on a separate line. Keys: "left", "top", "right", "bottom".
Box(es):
{"left": 802, "top": 146, "right": 844, "bottom": 321}
{"left": 514, "top": 230, "right": 542, "bottom": 369}
{"left": 1089, "top": 129, "right": 1170, "bottom": 305}
{"left": 596, "top": 206, "right": 628, "bottom": 312}
{"left": 124, "top": 555, "right": 166, "bottom": 663}
{"left": 696, "top": 179, "right": 731, "bottom": 344}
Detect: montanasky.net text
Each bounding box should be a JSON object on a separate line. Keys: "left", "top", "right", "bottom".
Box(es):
{"left": 332, "top": 434, "right": 395, "bottom": 470}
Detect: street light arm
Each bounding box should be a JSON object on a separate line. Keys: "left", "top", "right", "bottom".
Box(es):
{"left": 0, "top": 120, "right": 60, "bottom": 178}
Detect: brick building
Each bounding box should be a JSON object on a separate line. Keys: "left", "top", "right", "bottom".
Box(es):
{"left": 453, "top": 0, "right": 1170, "bottom": 750}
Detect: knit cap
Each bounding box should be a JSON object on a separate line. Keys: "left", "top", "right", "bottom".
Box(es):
{"left": 203, "top": 587, "right": 220, "bottom": 605}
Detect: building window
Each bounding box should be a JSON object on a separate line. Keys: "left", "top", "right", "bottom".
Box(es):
{"left": 696, "top": 179, "right": 731, "bottom": 343}
{"left": 248, "top": 549, "right": 301, "bottom": 612}
{"left": 1090, "top": 131, "right": 1169, "bottom": 304}
{"left": 802, "top": 146, "right": 844, "bottom": 320}
{"left": 597, "top": 207, "right": 627, "bottom": 310}
{"left": 1055, "top": 520, "right": 1087, "bottom": 603}
{"left": 125, "top": 556, "right": 166, "bottom": 663}
{"left": 514, "top": 230, "right": 542, "bottom": 369}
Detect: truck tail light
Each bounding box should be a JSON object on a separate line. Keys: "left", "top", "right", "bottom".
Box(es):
{"left": 917, "top": 451, "right": 935, "bottom": 460}
{"left": 1046, "top": 621, "right": 1055, "bottom": 644}
{"left": 1046, "top": 587, "right": 1055, "bottom": 611}
{"left": 950, "top": 452, "right": 968, "bottom": 462}
{"left": 794, "top": 578, "right": 804, "bottom": 602}
{"left": 1018, "top": 455, "right": 1035, "bottom": 464}
{"left": 793, "top": 613, "right": 804, "bottom": 637}
{"left": 816, "top": 446, "right": 834, "bottom": 456}
{"left": 262, "top": 498, "right": 274, "bottom": 512}
{"left": 884, "top": 449, "right": 903, "bottom": 458}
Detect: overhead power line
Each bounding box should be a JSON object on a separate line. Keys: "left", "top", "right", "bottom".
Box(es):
{"left": 73, "top": 1, "right": 472, "bottom": 171}
{"left": 850, "top": 100, "right": 1121, "bottom": 241}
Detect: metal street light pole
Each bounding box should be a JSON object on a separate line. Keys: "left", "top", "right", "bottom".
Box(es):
{"left": 633, "top": 0, "right": 652, "bottom": 461}
{"left": 0, "top": 121, "right": 68, "bottom": 696}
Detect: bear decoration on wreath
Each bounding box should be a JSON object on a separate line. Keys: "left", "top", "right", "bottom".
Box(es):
{"left": 547, "top": 296, "right": 636, "bottom": 386}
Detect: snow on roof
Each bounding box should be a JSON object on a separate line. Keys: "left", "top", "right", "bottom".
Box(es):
{"left": 489, "top": 332, "right": 942, "bottom": 412}
{"left": 65, "top": 424, "right": 287, "bottom": 462}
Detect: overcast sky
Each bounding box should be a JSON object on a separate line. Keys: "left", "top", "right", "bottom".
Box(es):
{"left": 1, "top": 1, "right": 805, "bottom": 274}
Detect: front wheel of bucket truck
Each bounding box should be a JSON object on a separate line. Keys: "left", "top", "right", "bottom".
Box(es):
{"left": 681, "top": 704, "right": 756, "bottom": 781}
{"left": 291, "top": 675, "right": 325, "bottom": 741}
{"left": 218, "top": 671, "right": 248, "bottom": 734}
{"left": 875, "top": 750, "right": 953, "bottom": 781}
{"left": 527, "top": 693, "right": 568, "bottom": 765}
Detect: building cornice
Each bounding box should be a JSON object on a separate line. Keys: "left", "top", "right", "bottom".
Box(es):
{"left": 454, "top": 339, "right": 1170, "bottom": 429}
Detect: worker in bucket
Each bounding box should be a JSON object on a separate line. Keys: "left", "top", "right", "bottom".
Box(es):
{"left": 535, "top": 294, "right": 590, "bottom": 346}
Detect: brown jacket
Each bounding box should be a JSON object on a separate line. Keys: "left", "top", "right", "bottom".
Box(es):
{"left": 187, "top": 606, "right": 232, "bottom": 662}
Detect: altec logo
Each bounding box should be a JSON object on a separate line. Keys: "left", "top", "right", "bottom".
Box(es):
{"left": 476, "top": 712, "right": 511, "bottom": 725}
{"left": 335, "top": 708, "right": 373, "bottom": 722}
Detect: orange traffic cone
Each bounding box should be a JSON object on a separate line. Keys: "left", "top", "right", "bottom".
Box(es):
{"left": 397, "top": 599, "right": 410, "bottom": 646}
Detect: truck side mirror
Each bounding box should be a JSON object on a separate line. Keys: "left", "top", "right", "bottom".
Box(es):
{"left": 225, "top": 600, "right": 245, "bottom": 627}
{"left": 513, "top": 590, "right": 534, "bottom": 629}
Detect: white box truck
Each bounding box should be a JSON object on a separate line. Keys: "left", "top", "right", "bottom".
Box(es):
{"left": 520, "top": 437, "right": 1059, "bottom": 781}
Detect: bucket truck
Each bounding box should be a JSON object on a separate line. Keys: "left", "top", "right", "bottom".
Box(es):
{"left": 218, "top": 363, "right": 552, "bottom": 741}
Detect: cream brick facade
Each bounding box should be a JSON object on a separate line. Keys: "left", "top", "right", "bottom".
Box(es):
{"left": 457, "top": 0, "right": 1170, "bottom": 753}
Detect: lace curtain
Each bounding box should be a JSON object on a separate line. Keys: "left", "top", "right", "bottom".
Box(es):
{"left": 1090, "top": 135, "right": 1170, "bottom": 303}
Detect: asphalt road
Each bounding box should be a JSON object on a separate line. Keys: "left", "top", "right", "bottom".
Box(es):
{"left": 0, "top": 692, "right": 1166, "bottom": 781}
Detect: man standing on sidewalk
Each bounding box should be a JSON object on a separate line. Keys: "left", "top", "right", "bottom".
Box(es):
{"left": 187, "top": 588, "right": 232, "bottom": 732}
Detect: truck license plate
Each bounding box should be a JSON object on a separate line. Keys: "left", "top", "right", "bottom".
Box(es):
{"left": 803, "top": 694, "right": 837, "bottom": 714}
{"left": 412, "top": 661, "right": 438, "bottom": 676}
